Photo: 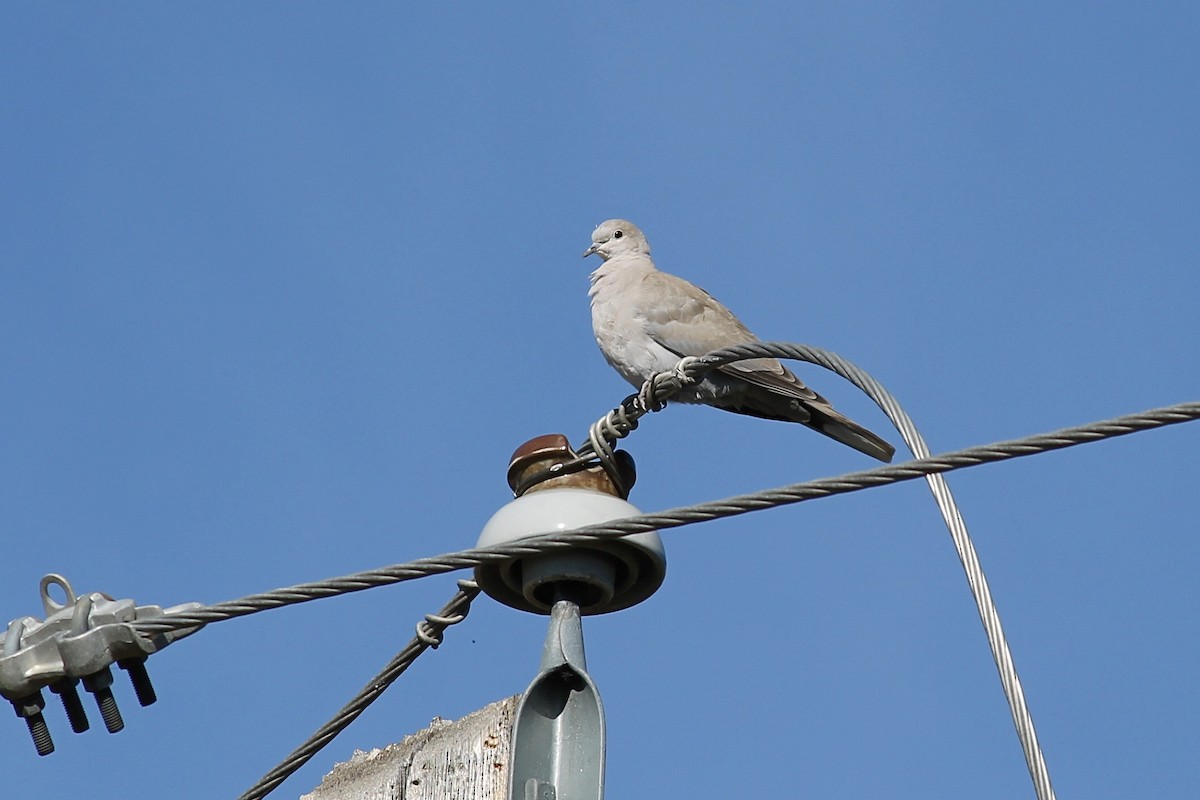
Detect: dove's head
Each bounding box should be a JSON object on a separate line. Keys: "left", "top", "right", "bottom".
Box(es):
{"left": 582, "top": 219, "right": 650, "bottom": 261}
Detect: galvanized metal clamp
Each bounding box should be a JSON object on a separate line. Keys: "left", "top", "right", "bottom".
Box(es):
{"left": 0, "top": 573, "right": 203, "bottom": 755}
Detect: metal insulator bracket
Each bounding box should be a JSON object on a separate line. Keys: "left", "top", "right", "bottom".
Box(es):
{"left": 509, "top": 599, "right": 605, "bottom": 800}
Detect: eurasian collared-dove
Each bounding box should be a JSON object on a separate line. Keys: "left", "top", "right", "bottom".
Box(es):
{"left": 583, "top": 219, "right": 895, "bottom": 462}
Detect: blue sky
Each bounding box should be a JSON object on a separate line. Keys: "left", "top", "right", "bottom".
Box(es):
{"left": 2, "top": 3, "right": 1198, "bottom": 798}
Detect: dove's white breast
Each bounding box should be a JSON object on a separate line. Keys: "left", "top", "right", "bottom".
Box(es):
{"left": 588, "top": 256, "right": 680, "bottom": 388}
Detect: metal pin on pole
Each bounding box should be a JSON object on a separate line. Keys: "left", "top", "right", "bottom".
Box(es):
{"left": 511, "top": 597, "right": 604, "bottom": 800}
{"left": 474, "top": 433, "right": 667, "bottom": 800}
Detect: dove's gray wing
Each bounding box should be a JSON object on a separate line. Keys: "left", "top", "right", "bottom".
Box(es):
{"left": 637, "top": 271, "right": 896, "bottom": 462}
{"left": 637, "top": 271, "right": 823, "bottom": 403}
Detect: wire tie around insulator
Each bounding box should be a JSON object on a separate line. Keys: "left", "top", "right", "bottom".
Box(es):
{"left": 579, "top": 391, "right": 659, "bottom": 498}
{"left": 635, "top": 377, "right": 666, "bottom": 413}
{"left": 632, "top": 354, "right": 703, "bottom": 412}
{"left": 512, "top": 455, "right": 599, "bottom": 496}
{"left": 573, "top": 392, "right": 648, "bottom": 463}
{"left": 587, "top": 422, "right": 627, "bottom": 498}
{"left": 671, "top": 355, "right": 703, "bottom": 384}
{"left": 587, "top": 403, "right": 637, "bottom": 453}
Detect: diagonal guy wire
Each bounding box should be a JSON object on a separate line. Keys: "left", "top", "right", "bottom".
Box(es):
{"left": 237, "top": 579, "right": 481, "bottom": 800}
{"left": 134, "top": 399, "right": 1200, "bottom": 638}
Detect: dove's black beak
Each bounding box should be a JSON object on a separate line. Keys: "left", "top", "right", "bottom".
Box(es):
{"left": 582, "top": 242, "right": 600, "bottom": 258}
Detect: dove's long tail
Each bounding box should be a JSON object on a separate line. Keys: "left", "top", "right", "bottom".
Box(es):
{"left": 801, "top": 405, "right": 896, "bottom": 463}
{"left": 711, "top": 391, "right": 896, "bottom": 462}
{"left": 685, "top": 368, "right": 897, "bottom": 462}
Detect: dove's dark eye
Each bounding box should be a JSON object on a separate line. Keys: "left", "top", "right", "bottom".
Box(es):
{"left": 613, "top": 230, "right": 623, "bottom": 239}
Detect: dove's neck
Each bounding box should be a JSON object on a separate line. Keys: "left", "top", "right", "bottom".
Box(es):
{"left": 588, "top": 254, "right": 657, "bottom": 302}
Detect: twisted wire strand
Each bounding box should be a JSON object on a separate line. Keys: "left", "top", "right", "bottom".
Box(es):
{"left": 237, "top": 580, "right": 480, "bottom": 800}
{"left": 134, "top": 399, "right": 1200, "bottom": 638}
{"left": 697, "top": 342, "right": 1057, "bottom": 798}
{"left": 574, "top": 362, "right": 694, "bottom": 461}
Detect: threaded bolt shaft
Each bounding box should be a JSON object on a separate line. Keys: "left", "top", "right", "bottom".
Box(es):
{"left": 94, "top": 687, "right": 125, "bottom": 733}
{"left": 119, "top": 657, "right": 157, "bottom": 706}
{"left": 13, "top": 695, "right": 55, "bottom": 756}
{"left": 51, "top": 679, "right": 90, "bottom": 733}
{"left": 25, "top": 712, "right": 54, "bottom": 756}
{"left": 83, "top": 667, "right": 125, "bottom": 734}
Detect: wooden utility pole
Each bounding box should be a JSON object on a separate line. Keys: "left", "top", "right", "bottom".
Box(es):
{"left": 301, "top": 696, "right": 517, "bottom": 800}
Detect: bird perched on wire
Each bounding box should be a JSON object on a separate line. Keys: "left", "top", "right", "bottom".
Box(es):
{"left": 583, "top": 218, "right": 895, "bottom": 463}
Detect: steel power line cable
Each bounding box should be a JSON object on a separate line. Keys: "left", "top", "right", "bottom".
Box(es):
{"left": 134, "top": 399, "right": 1200, "bottom": 638}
